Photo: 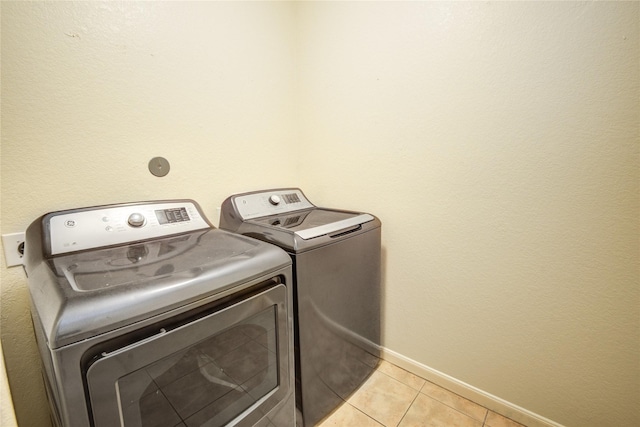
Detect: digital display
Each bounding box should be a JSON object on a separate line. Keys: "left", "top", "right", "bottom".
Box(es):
{"left": 155, "top": 207, "right": 190, "bottom": 224}
{"left": 283, "top": 193, "right": 301, "bottom": 204}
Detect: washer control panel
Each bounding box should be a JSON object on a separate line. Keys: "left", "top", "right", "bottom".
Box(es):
{"left": 45, "top": 200, "right": 211, "bottom": 256}
{"left": 234, "top": 189, "right": 314, "bottom": 220}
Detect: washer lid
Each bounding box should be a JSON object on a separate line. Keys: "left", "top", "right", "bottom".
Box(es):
{"left": 251, "top": 209, "right": 374, "bottom": 240}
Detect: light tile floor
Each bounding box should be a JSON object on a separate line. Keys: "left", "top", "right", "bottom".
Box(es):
{"left": 317, "top": 360, "right": 526, "bottom": 427}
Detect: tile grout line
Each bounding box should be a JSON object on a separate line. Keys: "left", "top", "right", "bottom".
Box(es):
{"left": 383, "top": 362, "right": 491, "bottom": 426}
{"left": 482, "top": 406, "right": 489, "bottom": 426}
{"left": 348, "top": 401, "right": 387, "bottom": 427}
{"left": 317, "top": 360, "right": 526, "bottom": 427}
{"left": 327, "top": 361, "right": 523, "bottom": 427}
{"left": 380, "top": 358, "right": 530, "bottom": 427}
{"left": 354, "top": 367, "right": 422, "bottom": 427}
{"left": 420, "top": 385, "right": 490, "bottom": 425}
{"left": 376, "top": 364, "right": 424, "bottom": 393}
{"left": 393, "top": 390, "right": 421, "bottom": 427}
{"left": 420, "top": 392, "right": 488, "bottom": 426}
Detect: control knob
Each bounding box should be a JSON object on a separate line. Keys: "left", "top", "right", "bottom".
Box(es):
{"left": 127, "top": 213, "right": 146, "bottom": 228}
{"left": 269, "top": 195, "right": 281, "bottom": 206}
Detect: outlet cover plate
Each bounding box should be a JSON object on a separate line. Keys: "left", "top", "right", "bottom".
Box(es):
{"left": 2, "top": 232, "right": 25, "bottom": 267}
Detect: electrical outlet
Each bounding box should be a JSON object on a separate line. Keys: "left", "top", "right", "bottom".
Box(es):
{"left": 2, "top": 232, "right": 26, "bottom": 267}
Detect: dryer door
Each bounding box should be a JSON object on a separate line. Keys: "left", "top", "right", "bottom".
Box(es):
{"left": 85, "top": 282, "right": 292, "bottom": 427}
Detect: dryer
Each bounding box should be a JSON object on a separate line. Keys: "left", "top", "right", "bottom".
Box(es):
{"left": 220, "top": 188, "right": 381, "bottom": 427}
{"left": 24, "top": 200, "right": 295, "bottom": 427}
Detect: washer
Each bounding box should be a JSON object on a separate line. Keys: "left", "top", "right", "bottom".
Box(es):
{"left": 220, "top": 188, "right": 381, "bottom": 427}
{"left": 24, "top": 200, "right": 295, "bottom": 427}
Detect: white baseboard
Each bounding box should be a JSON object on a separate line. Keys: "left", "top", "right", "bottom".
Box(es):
{"left": 380, "top": 347, "right": 565, "bottom": 427}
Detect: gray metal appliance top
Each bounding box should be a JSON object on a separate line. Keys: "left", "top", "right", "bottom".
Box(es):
{"left": 220, "top": 188, "right": 379, "bottom": 252}
{"left": 24, "top": 200, "right": 291, "bottom": 349}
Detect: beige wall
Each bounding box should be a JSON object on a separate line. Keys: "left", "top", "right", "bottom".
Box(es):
{"left": 297, "top": 2, "right": 639, "bottom": 427}
{"left": 1, "top": 2, "right": 638, "bottom": 427}
{"left": 1, "top": 344, "right": 18, "bottom": 426}
{"left": 1, "top": 1, "right": 298, "bottom": 425}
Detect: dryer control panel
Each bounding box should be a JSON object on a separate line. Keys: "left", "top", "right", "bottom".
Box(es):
{"left": 44, "top": 200, "right": 211, "bottom": 256}
{"left": 232, "top": 189, "right": 314, "bottom": 220}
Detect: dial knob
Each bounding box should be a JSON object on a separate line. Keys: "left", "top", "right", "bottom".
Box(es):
{"left": 127, "top": 213, "right": 146, "bottom": 228}
{"left": 269, "top": 195, "right": 281, "bottom": 206}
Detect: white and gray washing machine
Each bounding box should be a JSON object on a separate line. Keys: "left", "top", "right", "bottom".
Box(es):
{"left": 24, "top": 199, "right": 295, "bottom": 427}
{"left": 220, "top": 188, "right": 381, "bottom": 426}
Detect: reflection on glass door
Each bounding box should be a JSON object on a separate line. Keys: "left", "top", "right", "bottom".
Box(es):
{"left": 117, "top": 308, "right": 278, "bottom": 427}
